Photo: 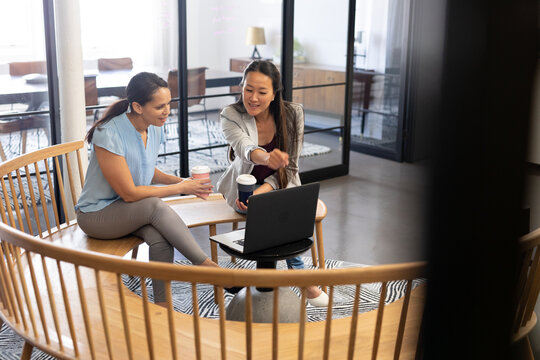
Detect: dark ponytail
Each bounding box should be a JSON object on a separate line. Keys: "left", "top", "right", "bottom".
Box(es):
{"left": 85, "top": 72, "right": 168, "bottom": 143}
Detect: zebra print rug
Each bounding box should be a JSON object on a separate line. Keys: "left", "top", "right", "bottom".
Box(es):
{"left": 0, "top": 257, "right": 423, "bottom": 359}
{"left": 123, "top": 257, "right": 423, "bottom": 322}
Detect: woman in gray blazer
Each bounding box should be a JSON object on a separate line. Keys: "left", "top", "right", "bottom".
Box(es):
{"left": 216, "top": 60, "right": 328, "bottom": 307}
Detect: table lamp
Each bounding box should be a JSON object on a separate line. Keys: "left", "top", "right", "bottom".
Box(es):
{"left": 246, "top": 26, "right": 266, "bottom": 59}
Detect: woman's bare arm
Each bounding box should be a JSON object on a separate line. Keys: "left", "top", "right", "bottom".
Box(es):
{"left": 95, "top": 146, "right": 212, "bottom": 201}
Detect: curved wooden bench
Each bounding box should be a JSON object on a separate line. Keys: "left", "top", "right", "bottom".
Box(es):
{"left": 0, "top": 141, "right": 429, "bottom": 359}
{"left": 0, "top": 141, "right": 143, "bottom": 259}
{"left": 0, "top": 221, "right": 428, "bottom": 359}
{"left": 0, "top": 140, "right": 326, "bottom": 269}
{"left": 511, "top": 227, "right": 540, "bottom": 357}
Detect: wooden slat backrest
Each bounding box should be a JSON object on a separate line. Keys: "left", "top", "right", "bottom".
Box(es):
{"left": 0, "top": 141, "right": 85, "bottom": 238}
{"left": 0, "top": 221, "right": 428, "bottom": 359}
{"left": 512, "top": 228, "right": 540, "bottom": 337}
{"left": 167, "top": 67, "right": 208, "bottom": 109}
{"left": 9, "top": 61, "right": 47, "bottom": 76}
{"left": 0, "top": 140, "right": 429, "bottom": 359}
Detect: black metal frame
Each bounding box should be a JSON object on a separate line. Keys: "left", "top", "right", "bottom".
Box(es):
{"left": 42, "top": 0, "right": 65, "bottom": 223}
{"left": 169, "top": 0, "right": 353, "bottom": 182}
{"left": 34, "top": 0, "right": 379, "bottom": 185}
{"left": 177, "top": 0, "right": 189, "bottom": 177}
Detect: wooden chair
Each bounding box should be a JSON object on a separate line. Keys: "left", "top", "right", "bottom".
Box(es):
{"left": 97, "top": 57, "right": 133, "bottom": 72}
{"left": 166, "top": 67, "right": 212, "bottom": 154}
{"left": 511, "top": 227, "right": 540, "bottom": 359}
{"left": 94, "top": 57, "right": 134, "bottom": 120}
{"left": 0, "top": 218, "right": 427, "bottom": 359}
{"left": 0, "top": 140, "right": 143, "bottom": 252}
{"left": 0, "top": 141, "right": 427, "bottom": 359}
{"left": 84, "top": 74, "right": 98, "bottom": 117}
{"left": 8, "top": 61, "right": 47, "bottom": 77}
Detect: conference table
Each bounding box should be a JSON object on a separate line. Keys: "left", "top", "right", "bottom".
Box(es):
{"left": 0, "top": 68, "right": 243, "bottom": 112}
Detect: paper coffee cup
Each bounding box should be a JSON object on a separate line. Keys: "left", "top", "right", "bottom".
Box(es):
{"left": 236, "top": 174, "right": 257, "bottom": 205}
{"left": 191, "top": 165, "right": 210, "bottom": 179}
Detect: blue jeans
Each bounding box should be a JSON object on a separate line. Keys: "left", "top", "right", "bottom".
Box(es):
{"left": 286, "top": 256, "right": 305, "bottom": 269}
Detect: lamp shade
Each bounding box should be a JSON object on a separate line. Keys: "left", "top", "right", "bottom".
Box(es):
{"left": 246, "top": 27, "right": 266, "bottom": 45}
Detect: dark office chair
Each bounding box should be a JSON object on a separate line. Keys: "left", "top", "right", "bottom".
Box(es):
{"left": 165, "top": 67, "right": 212, "bottom": 155}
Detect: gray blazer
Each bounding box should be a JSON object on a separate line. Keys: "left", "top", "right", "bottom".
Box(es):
{"left": 216, "top": 103, "right": 304, "bottom": 211}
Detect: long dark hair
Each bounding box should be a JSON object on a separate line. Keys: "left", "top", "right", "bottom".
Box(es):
{"left": 86, "top": 72, "right": 168, "bottom": 143}
{"left": 232, "top": 60, "right": 300, "bottom": 189}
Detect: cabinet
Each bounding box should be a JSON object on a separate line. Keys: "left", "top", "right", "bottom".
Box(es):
{"left": 230, "top": 58, "right": 345, "bottom": 115}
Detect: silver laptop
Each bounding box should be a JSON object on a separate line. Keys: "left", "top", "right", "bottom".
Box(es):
{"left": 210, "top": 183, "right": 320, "bottom": 254}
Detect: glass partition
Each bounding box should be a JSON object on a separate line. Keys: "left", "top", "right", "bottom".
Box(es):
{"left": 350, "top": 0, "right": 409, "bottom": 159}
{"left": 294, "top": 0, "right": 349, "bottom": 173}
{"left": 80, "top": 0, "right": 179, "bottom": 169}
{"left": 184, "top": 0, "right": 283, "bottom": 177}
{"left": 0, "top": 0, "right": 51, "bottom": 160}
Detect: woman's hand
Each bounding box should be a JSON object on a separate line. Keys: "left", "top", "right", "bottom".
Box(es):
{"left": 179, "top": 178, "right": 213, "bottom": 199}
{"left": 266, "top": 149, "right": 289, "bottom": 170}
{"left": 235, "top": 183, "right": 273, "bottom": 211}
{"left": 251, "top": 148, "right": 289, "bottom": 170}
{"left": 235, "top": 198, "right": 249, "bottom": 212}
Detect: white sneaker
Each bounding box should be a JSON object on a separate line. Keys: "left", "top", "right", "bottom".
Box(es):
{"left": 307, "top": 290, "right": 329, "bottom": 307}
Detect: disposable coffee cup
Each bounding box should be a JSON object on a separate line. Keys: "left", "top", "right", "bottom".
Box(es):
{"left": 191, "top": 165, "right": 210, "bottom": 180}
{"left": 236, "top": 174, "right": 257, "bottom": 206}
{"left": 191, "top": 165, "right": 211, "bottom": 198}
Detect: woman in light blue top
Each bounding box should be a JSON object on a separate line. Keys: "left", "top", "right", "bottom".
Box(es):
{"left": 76, "top": 72, "right": 217, "bottom": 306}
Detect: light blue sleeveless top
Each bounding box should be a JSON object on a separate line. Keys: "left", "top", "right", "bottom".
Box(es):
{"left": 76, "top": 112, "right": 164, "bottom": 212}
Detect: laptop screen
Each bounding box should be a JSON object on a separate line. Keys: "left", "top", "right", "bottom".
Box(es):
{"left": 242, "top": 183, "right": 320, "bottom": 253}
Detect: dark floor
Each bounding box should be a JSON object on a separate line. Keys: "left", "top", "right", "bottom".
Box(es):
{"left": 191, "top": 150, "right": 427, "bottom": 265}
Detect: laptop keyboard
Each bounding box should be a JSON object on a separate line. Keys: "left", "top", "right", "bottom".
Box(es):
{"left": 233, "top": 239, "right": 245, "bottom": 246}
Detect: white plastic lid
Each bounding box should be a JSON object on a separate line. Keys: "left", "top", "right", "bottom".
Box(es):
{"left": 191, "top": 165, "right": 210, "bottom": 174}
{"left": 236, "top": 174, "right": 257, "bottom": 185}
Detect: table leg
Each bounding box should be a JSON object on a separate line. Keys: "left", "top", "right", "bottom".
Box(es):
{"left": 231, "top": 222, "right": 238, "bottom": 263}
{"left": 209, "top": 224, "right": 217, "bottom": 263}
{"left": 0, "top": 142, "right": 6, "bottom": 162}
{"left": 21, "top": 130, "right": 28, "bottom": 155}
{"left": 131, "top": 245, "right": 139, "bottom": 260}
{"left": 310, "top": 232, "right": 318, "bottom": 268}
{"left": 315, "top": 221, "right": 325, "bottom": 270}
{"left": 256, "top": 260, "right": 276, "bottom": 292}
{"left": 209, "top": 224, "right": 218, "bottom": 304}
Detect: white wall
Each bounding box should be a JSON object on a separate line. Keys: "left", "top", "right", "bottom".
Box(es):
{"left": 185, "top": 0, "right": 352, "bottom": 110}
{"left": 188, "top": 0, "right": 351, "bottom": 70}
{"left": 294, "top": 0, "right": 349, "bottom": 67}
{"left": 187, "top": 0, "right": 282, "bottom": 70}
{"left": 186, "top": 0, "right": 282, "bottom": 109}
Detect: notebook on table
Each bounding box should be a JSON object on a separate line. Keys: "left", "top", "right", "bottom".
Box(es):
{"left": 210, "top": 183, "right": 320, "bottom": 254}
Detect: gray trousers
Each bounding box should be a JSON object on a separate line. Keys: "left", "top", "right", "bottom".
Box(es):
{"left": 77, "top": 197, "right": 208, "bottom": 302}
